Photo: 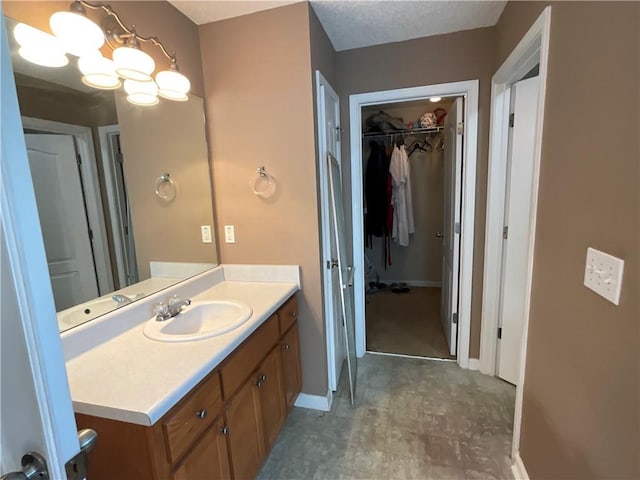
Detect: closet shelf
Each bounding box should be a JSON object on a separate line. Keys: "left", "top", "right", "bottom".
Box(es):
{"left": 362, "top": 126, "right": 444, "bottom": 138}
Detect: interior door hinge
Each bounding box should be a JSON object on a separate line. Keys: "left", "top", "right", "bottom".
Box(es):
{"left": 326, "top": 259, "right": 338, "bottom": 269}
{"left": 497, "top": 327, "right": 502, "bottom": 339}
{"left": 454, "top": 222, "right": 461, "bottom": 234}
{"left": 503, "top": 226, "right": 509, "bottom": 239}
{"left": 509, "top": 113, "right": 515, "bottom": 128}
{"left": 457, "top": 122, "right": 464, "bottom": 135}
{"left": 336, "top": 126, "right": 341, "bottom": 142}
{"left": 452, "top": 313, "right": 458, "bottom": 324}
{"left": 116, "top": 152, "right": 124, "bottom": 164}
{"left": 88, "top": 229, "right": 94, "bottom": 241}
{"left": 76, "top": 153, "right": 82, "bottom": 165}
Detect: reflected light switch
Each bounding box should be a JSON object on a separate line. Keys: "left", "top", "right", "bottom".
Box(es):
{"left": 201, "top": 225, "right": 212, "bottom": 243}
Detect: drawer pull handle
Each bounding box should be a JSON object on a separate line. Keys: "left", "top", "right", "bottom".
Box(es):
{"left": 256, "top": 374, "right": 267, "bottom": 388}
{"left": 195, "top": 409, "right": 207, "bottom": 419}
{"left": 220, "top": 425, "right": 229, "bottom": 436}
{"left": 281, "top": 343, "right": 290, "bottom": 351}
{"left": 288, "top": 311, "right": 297, "bottom": 318}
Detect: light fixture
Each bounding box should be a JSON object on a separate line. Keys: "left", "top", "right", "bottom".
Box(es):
{"left": 13, "top": 23, "right": 69, "bottom": 68}
{"left": 429, "top": 97, "right": 442, "bottom": 103}
{"left": 16, "top": 1, "right": 192, "bottom": 106}
{"left": 124, "top": 79, "right": 159, "bottom": 106}
{"left": 49, "top": 2, "right": 104, "bottom": 58}
{"left": 156, "top": 62, "right": 190, "bottom": 101}
{"left": 113, "top": 35, "right": 156, "bottom": 82}
{"left": 78, "top": 53, "right": 121, "bottom": 90}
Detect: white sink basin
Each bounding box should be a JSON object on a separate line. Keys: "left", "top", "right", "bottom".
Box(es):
{"left": 58, "top": 299, "right": 119, "bottom": 330}
{"left": 143, "top": 300, "right": 253, "bottom": 342}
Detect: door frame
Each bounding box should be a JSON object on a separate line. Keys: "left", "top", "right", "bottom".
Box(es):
{"left": 478, "top": 6, "right": 551, "bottom": 462}
{"left": 316, "top": 70, "right": 343, "bottom": 392}
{"left": 1, "top": 18, "right": 79, "bottom": 476}
{"left": 348, "top": 80, "right": 479, "bottom": 369}
{"left": 21, "top": 116, "right": 114, "bottom": 295}
{"left": 98, "top": 124, "right": 129, "bottom": 288}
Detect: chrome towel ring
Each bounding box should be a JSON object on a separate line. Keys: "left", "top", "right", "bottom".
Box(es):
{"left": 155, "top": 173, "right": 176, "bottom": 201}
{"left": 250, "top": 166, "right": 276, "bottom": 198}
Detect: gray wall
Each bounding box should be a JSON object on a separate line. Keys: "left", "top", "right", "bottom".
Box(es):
{"left": 496, "top": 2, "right": 640, "bottom": 478}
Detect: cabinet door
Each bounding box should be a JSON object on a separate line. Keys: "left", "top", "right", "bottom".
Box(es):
{"left": 173, "top": 416, "right": 231, "bottom": 480}
{"left": 225, "top": 377, "right": 265, "bottom": 480}
{"left": 256, "top": 346, "right": 286, "bottom": 450}
{"left": 281, "top": 323, "right": 302, "bottom": 412}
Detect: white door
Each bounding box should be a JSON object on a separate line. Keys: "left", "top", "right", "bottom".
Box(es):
{"left": 497, "top": 76, "right": 540, "bottom": 385}
{"left": 316, "top": 71, "right": 346, "bottom": 391}
{"left": 327, "top": 153, "right": 357, "bottom": 405}
{"left": 440, "top": 98, "right": 464, "bottom": 356}
{"left": 1, "top": 18, "right": 80, "bottom": 478}
{"left": 25, "top": 133, "right": 99, "bottom": 311}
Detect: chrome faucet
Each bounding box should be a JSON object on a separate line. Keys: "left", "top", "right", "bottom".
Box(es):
{"left": 155, "top": 295, "right": 192, "bottom": 321}
{"left": 112, "top": 294, "right": 133, "bottom": 306}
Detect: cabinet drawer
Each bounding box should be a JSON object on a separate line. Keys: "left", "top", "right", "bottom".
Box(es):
{"left": 277, "top": 295, "right": 298, "bottom": 334}
{"left": 221, "top": 314, "right": 279, "bottom": 399}
{"left": 163, "top": 371, "right": 223, "bottom": 465}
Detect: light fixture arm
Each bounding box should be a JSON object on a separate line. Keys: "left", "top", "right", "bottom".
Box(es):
{"left": 78, "top": 0, "right": 178, "bottom": 64}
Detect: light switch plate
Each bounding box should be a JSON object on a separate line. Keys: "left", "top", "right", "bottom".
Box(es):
{"left": 224, "top": 225, "right": 235, "bottom": 244}
{"left": 200, "top": 225, "right": 212, "bottom": 243}
{"left": 584, "top": 247, "right": 624, "bottom": 305}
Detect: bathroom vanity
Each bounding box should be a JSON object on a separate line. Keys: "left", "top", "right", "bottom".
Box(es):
{"left": 62, "top": 265, "right": 302, "bottom": 480}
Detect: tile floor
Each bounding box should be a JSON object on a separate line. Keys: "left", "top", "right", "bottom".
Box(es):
{"left": 257, "top": 354, "right": 516, "bottom": 480}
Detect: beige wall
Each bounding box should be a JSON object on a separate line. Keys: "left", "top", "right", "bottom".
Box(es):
{"left": 199, "top": 3, "right": 328, "bottom": 397}
{"left": 115, "top": 93, "right": 217, "bottom": 279}
{"left": 2, "top": 1, "right": 205, "bottom": 98}
{"left": 336, "top": 27, "right": 496, "bottom": 358}
{"left": 362, "top": 101, "right": 448, "bottom": 284}
{"left": 496, "top": 2, "right": 640, "bottom": 478}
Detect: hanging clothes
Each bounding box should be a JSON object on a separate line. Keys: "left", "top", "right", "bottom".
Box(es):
{"left": 389, "top": 144, "right": 415, "bottom": 247}
{"left": 364, "top": 141, "right": 390, "bottom": 241}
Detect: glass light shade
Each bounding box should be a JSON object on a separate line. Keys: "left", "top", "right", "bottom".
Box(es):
{"left": 50, "top": 11, "right": 105, "bottom": 57}
{"left": 113, "top": 46, "right": 155, "bottom": 82}
{"left": 78, "top": 54, "right": 121, "bottom": 90}
{"left": 124, "top": 79, "right": 159, "bottom": 106}
{"left": 14, "top": 23, "right": 68, "bottom": 68}
{"left": 429, "top": 96, "right": 442, "bottom": 103}
{"left": 156, "top": 69, "right": 190, "bottom": 101}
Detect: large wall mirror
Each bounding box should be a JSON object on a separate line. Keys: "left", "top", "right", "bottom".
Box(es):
{"left": 4, "top": 15, "right": 218, "bottom": 332}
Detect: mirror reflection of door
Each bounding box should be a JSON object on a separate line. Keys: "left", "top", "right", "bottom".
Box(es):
{"left": 25, "top": 133, "right": 100, "bottom": 310}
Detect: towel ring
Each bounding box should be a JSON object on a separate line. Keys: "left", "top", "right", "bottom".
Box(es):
{"left": 155, "top": 173, "right": 176, "bottom": 201}
{"left": 250, "top": 166, "right": 276, "bottom": 198}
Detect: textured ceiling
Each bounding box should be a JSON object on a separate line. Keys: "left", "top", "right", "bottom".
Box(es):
{"left": 168, "top": 0, "right": 506, "bottom": 52}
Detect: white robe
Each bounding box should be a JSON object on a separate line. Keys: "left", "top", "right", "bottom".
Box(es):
{"left": 389, "top": 145, "right": 415, "bottom": 246}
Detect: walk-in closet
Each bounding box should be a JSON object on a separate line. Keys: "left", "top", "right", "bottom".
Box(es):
{"left": 361, "top": 96, "right": 461, "bottom": 360}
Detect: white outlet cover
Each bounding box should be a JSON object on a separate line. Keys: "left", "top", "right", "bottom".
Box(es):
{"left": 224, "top": 225, "right": 235, "bottom": 244}
{"left": 584, "top": 247, "right": 624, "bottom": 305}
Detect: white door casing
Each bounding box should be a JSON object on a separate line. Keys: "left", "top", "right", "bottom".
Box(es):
{"left": 25, "top": 134, "right": 100, "bottom": 311}
{"left": 316, "top": 71, "right": 345, "bottom": 392}
{"left": 440, "top": 97, "right": 464, "bottom": 356}
{"left": 22, "top": 116, "right": 114, "bottom": 296}
{"left": 496, "top": 76, "right": 540, "bottom": 385}
{"left": 1, "top": 17, "right": 79, "bottom": 478}
{"left": 349, "top": 81, "right": 478, "bottom": 368}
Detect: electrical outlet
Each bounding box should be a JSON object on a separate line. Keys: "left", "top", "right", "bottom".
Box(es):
{"left": 584, "top": 247, "right": 624, "bottom": 305}
{"left": 224, "top": 225, "right": 235, "bottom": 244}
{"left": 200, "top": 225, "right": 212, "bottom": 243}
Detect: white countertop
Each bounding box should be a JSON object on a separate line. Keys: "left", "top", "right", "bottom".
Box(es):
{"left": 63, "top": 265, "right": 299, "bottom": 426}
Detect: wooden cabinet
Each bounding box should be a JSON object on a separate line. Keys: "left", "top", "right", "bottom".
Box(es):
{"left": 281, "top": 323, "right": 302, "bottom": 412}
{"left": 77, "top": 293, "right": 300, "bottom": 480}
{"left": 173, "top": 416, "right": 230, "bottom": 480}
{"left": 226, "top": 376, "right": 265, "bottom": 480}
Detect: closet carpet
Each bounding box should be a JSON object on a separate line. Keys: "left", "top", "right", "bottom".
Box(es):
{"left": 365, "top": 287, "right": 454, "bottom": 359}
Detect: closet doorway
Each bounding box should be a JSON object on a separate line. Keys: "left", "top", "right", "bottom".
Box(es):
{"left": 349, "top": 81, "right": 479, "bottom": 368}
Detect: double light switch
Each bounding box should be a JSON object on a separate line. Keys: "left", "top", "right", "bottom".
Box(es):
{"left": 584, "top": 247, "right": 624, "bottom": 305}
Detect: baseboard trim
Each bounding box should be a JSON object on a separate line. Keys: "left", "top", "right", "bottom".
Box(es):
{"left": 468, "top": 358, "right": 480, "bottom": 370}
{"left": 511, "top": 452, "right": 530, "bottom": 480}
{"left": 293, "top": 390, "right": 333, "bottom": 412}
{"left": 377, "top": 280, "right": 442, "bottom": 288}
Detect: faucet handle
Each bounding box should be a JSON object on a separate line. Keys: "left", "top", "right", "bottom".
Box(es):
{"left": 154, "top": 302, "right": 169, "bottom": 316}
{"left": 168, "top": 295, "right": 183, "bottom": 305}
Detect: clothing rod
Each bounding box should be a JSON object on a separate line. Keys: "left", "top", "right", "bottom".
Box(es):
{"left": 362, "top": 126, "right": 444, "bottom": 138}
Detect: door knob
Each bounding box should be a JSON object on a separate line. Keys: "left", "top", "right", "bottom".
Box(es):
{"left": 436, "top": 232, "right": 444, "bottom": 238}
{"left": 0, "top": 452, "right": 48, "bottom": 480}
